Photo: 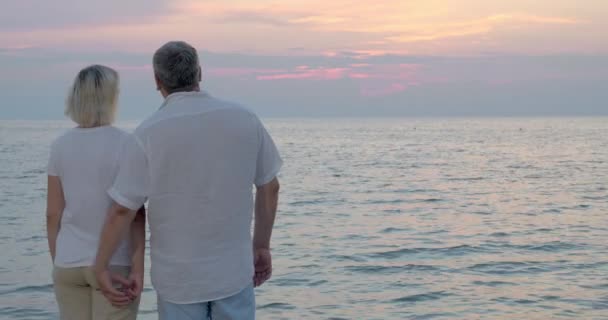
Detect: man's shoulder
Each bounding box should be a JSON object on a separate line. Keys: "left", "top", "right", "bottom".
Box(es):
{"left": 133, "top": 110, "right": 168, "bottom": 137}
{"left": 133, "top": 93, "right": 259, "bottom": 135}
{"left": 106, "top": 126, "right": 130, "bottom": 138}
{"left": 205, "top": 94, "right": 256, "bottom": 117}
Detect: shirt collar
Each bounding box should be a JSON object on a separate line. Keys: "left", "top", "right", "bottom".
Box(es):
{"left": 159, "top": 91, "right": 209, "bottom": 110}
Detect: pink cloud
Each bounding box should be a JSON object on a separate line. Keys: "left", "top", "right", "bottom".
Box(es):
{"left": 203, "top": 62, "right": 431, "bottom": 98}
{"left": 348, "top": 73, "right": 371, "bottom": 79}
{"left": 207, "top": 67, "right": 286, "bottom": 77}
{"left": 245, "top": 63, "right": 429, "bottom": 97}
{"left": 256, "top": 67, "right": 348, "bottom": 80}
{"left": 350, "top": 63, "right": 371, "bottom": 68}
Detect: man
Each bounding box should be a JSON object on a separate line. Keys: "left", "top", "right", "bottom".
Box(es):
{"left": 94, "top": 41, "right": 282, "bottom": 320}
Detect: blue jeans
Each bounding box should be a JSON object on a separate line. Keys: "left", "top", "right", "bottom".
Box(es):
{"left": 158, "top": 284, "right": 255, "bottom": 320}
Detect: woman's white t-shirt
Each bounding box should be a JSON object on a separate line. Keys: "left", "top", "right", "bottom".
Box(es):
{"left": 48, "top": 126, "right": 132, "bottom": 267}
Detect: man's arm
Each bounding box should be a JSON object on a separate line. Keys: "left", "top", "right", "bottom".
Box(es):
{"left": 94, "top": 202, "right": 137, "bottom": 306}
{"left": 127, "top": 206, "right": 146, "bottom": 299}
{"left": 253, "top": 177, "right": 280, "bottom": 287}
{"left": 46, "top": 176, "right": 65, "bottom": 262}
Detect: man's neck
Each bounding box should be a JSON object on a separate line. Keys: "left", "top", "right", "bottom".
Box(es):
{"left": 162, "top": 85, "right": 201, "bottom": 98}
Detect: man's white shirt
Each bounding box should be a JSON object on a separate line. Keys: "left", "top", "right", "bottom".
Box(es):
{"left": 108, "top": 91, "right": 282, "bottom": 303}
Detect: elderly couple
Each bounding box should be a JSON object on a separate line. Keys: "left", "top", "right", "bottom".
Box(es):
{"left": 46, "top": 41, "right": 282, "bottom": 320}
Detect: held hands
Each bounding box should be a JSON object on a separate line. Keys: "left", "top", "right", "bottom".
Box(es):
{"left": 127, "top": 270, "right": 144, "bottom": 299}
{"left": 253, "top": 248, "right": 272, "bottom": 287}
{"left": 96, "top": 268, "right": 142, "bottom": 307}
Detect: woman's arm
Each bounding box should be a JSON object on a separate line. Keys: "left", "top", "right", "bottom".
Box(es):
{"left": 46, "top": 175, "right": 65, "bottom": 262}
{"left": 128, "top": 206, "right": 146, "bottom": 298}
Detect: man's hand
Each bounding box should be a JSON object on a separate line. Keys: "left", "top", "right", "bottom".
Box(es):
{"left": 96, "top": 268, "right": 133, "bottom": 307}
{"left": 127, "top": 270, "right": 144, "bottom": 300}
{"left": 253, "top": 248, "right": 272, "bottom": 287}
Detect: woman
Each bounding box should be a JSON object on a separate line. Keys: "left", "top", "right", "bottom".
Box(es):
{"left": 46, "top": 65, "right": 145, "bottom": 320}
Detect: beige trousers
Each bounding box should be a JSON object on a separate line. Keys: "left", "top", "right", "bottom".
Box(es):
{"left": 53, "top": 266, "right": 140, "bottom": 320}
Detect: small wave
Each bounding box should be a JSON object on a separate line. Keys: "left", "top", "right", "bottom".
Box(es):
{"left": 489, "top": 232, "right": 509, "bottom": 237}
{"left": 491, "top": 241, "right": 582, "bottom": 252}
{"left": 579, "top": 283, "right": 608, "bottom": 290}
{"left": 446, "top": 177, "right": 484, "bottom": 181}
{"left": 380, "top": 227, "right": 409, "bottom": 233}
{"left": 571, "top": 261, "right": 608, "bottom": 270}
{"left": 582, "top": 195, "right": 608, "bottom": 201}
{"left": 273, "top": 278, "right": 315, "bottom": 287}
{"left": 19, "top": 235, "right": 45, "bottom": 242}
{"left": 507, "top": 164, "right": 538, "bottom": 169}
{"left": 0, "top": 307, "right": 54, "bottom": 318}
{"left": 367, "top": 199, "right": 404, "bottom": 204}
{"left": 411, "top": 312, "right": 459, "bottom": 319}
{"left": 473, "top": 211, "right": 492, "bottom": 215}
{"left": 0, "top": 284, "right": 53, "bottom": 295}
{"left": 493, "top": 297, "right": 538, "bottom": 305}
{"left": 344, "top": 264, "right": 439, "bottom": 274}
{"left": 333, "top": 255, "right": 367, "bottom": 262}
{"left": 543, "top": 208, "right": 562, "bottom": 213}
{"left": 309, "top": 280, "right": 328, "bottom": 286}
{"left": 288, "top": 200, "right": 320, "bottom": 206}
{"left": 382, "top": 209, "right": 402, "bottom": 214}
{"left": 258, "top": 302, "right": 296, "bottom": 310}
{"left": 392, "top": 291, "right": 451, "bottom": 303}
{"left": 472, "top": 280, "right": 517, "bottom": 287}
{"left": 366, "top": 244, "right": 483, "bottom": 259}
{"left": 393, "top": 188, "right": 438, "bottom": 194}
{"left": 22, "top": 169, "right": 45, "bottom": 175}
{"left": 467, "top": 261, "right": 550, "bottom": 275}
{"left": 342, "top": 234, "right": 374, "bottom": 240}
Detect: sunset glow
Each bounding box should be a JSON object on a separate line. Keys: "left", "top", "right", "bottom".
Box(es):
{"left": 1, "top": 0, "right": 607, "bottom": 118}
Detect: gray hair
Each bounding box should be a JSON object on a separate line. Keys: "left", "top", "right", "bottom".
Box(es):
{"left": 153, "top": 41, "right": 200, "bottom": 93}
{"left": 65, "top": 65, "right": 119, "bottom": 127}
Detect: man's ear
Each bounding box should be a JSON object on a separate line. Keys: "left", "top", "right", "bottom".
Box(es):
{"left": 154, "top": 73, "right": 162, "bottom": 91}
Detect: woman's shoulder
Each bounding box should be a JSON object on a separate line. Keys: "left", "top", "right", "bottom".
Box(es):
{"left": 49, "top": 128, "right": 76, "bottom": 148}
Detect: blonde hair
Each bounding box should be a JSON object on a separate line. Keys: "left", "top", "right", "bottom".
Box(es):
{"left": 65, "top": 65, "right": 119, "bottom": 127}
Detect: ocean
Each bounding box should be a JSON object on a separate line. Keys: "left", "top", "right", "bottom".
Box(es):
{"left": 0, "top": 118, "right": 607, "bottom": 319}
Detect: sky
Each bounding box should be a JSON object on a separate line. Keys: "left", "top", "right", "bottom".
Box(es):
{"left": 0, "top": 0, "right": 607, "bottom": 119}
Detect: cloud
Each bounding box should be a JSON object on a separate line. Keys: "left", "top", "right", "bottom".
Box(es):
{"left": 213, "top": 62, "right": 427, "bottom": 97}
{"left": 207, "top": 67, "right": 287, "bottom": 77}
{"left": 0, "top": 0, "right": 601, "bottom": 57}
{"left": 0, "top": 0, "right": 170, "bottom": 31}
{"left": 256, "top": 67, "right": 348, "bottom": 80}
{"left": 384, "top": 14, "right": 580, "bottom": 43}
{"left": 1, "top": 47, "right": 607, "bottom": 118}
{"left": 215, "top": 11, "right": 290, "bottom": 26}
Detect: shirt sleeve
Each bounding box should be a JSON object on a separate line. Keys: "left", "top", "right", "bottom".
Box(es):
{"left": 47, "top": 140, "right": 60, "bottom": 177}
{"left": 254, "top": 117, "right": 283, "bottom": 187}
{"left": 107, "top": 134, "right": 149, "bottom": 210}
